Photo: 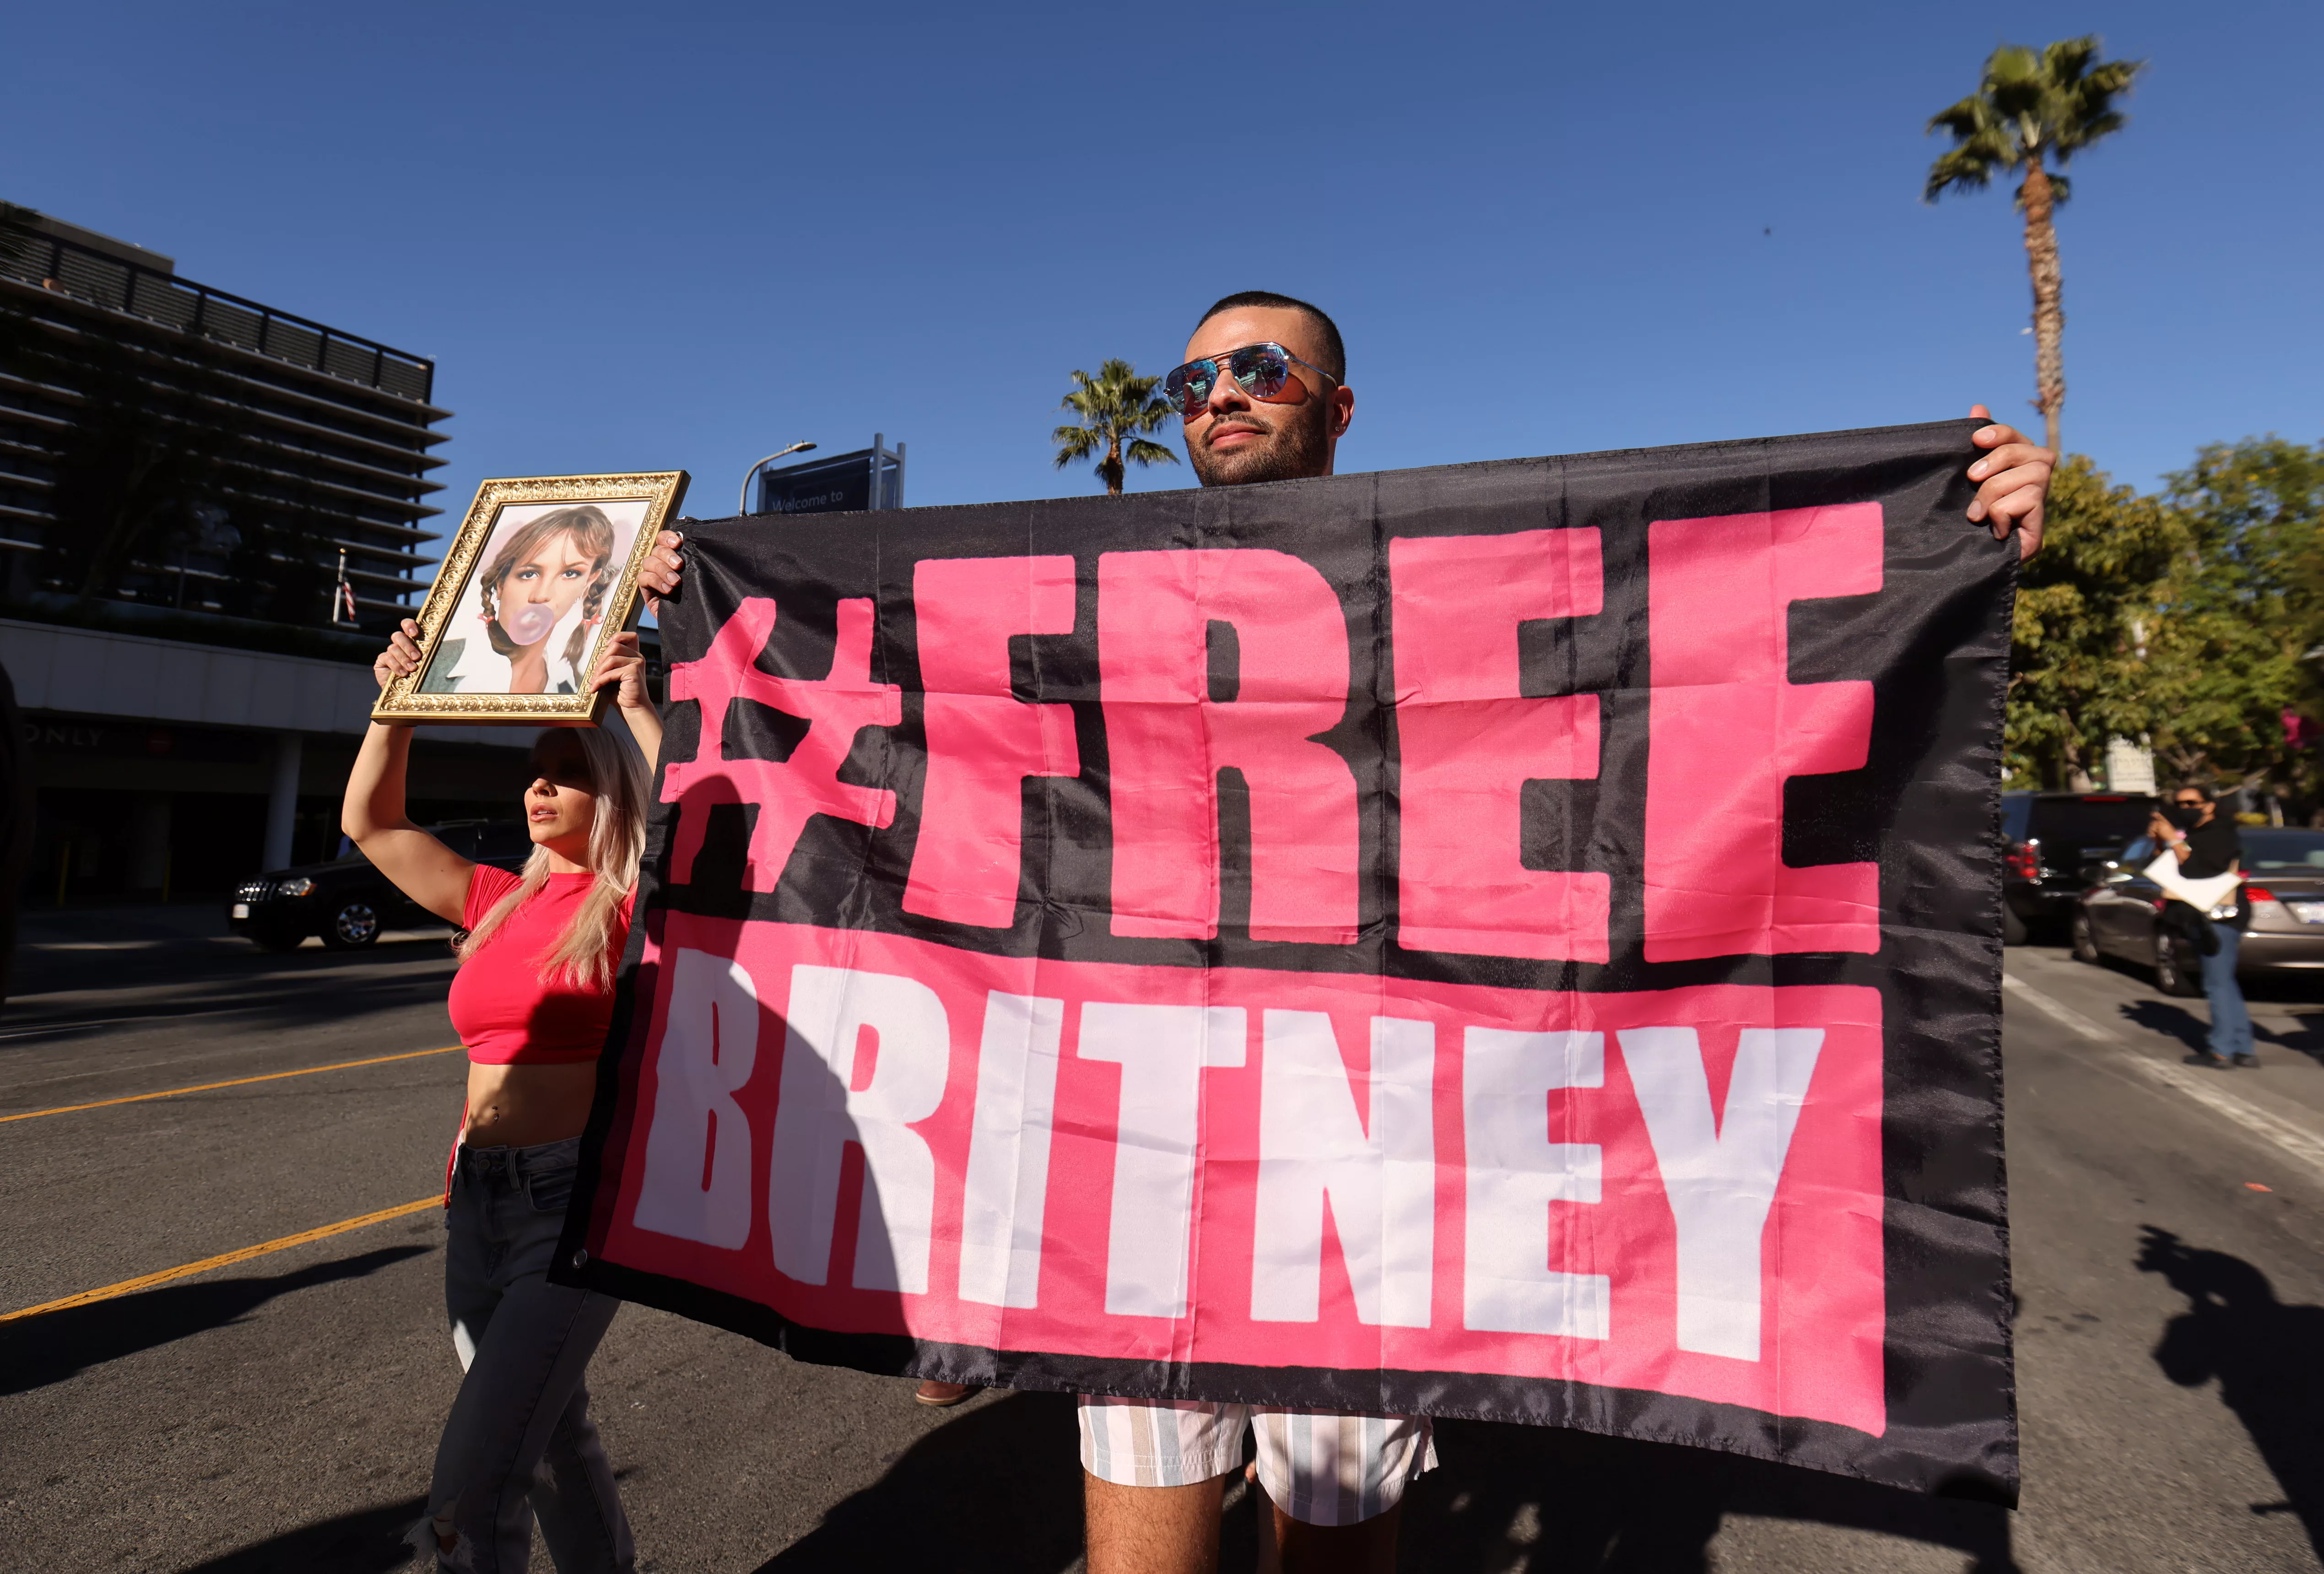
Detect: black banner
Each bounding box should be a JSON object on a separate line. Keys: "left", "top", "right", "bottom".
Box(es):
{"left": 564, "top": 419, "right": 2018, "bottom": 1501}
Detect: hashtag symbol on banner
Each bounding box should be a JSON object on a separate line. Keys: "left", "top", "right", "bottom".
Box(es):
{"left": 661, "top": 596, "right": 901, "bottom": 892}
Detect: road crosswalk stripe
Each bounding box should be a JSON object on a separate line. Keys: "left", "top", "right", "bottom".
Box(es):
{"left": 2002, "top": 973, "right": 2324, "bottom": 1177}
{"left": 0, "top": 1197, "right": 441, "bottom": 1322}
{"left": 0, "top": 1045, "right": 464, "bottom": 1124}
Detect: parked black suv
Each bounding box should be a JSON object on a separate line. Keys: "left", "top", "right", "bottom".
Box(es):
{"left": 228, "top": 821, "right": 534, "bottom": 951}
{"left": 1999, "top": 790, "right": 2158, "bottom": 944}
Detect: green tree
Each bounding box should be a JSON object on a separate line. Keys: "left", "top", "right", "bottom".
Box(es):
{"left": 1924, "top": 38, "right": 2145, "bottom": 454}
{"left": 2003, "top": 437, "right": 2324, "bottom": 811}
{"left": 2005, "top": 454, "right": 2185, "bottom": 787}
{"left": 2146, "top": 438, "right": 2324, "bottom": 793}
{"left": 1052, "top": 358, "right": 1178, "bottom": 496}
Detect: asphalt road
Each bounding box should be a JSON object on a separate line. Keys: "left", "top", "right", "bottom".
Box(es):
{"left": 5, "top": 903, "right": 2324, "bottom": 1573}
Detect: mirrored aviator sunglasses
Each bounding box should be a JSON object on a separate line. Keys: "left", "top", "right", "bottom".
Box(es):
{"left": 1162, "top": 342, "right": 1303, "bottom": 416}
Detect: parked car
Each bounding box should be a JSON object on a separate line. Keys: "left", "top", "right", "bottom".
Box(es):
{"left": 2000, "top": 790, "right": 2159, "bottom": 943}
{"left": 228, "top": 820, "right": 534, "bottom": 951}
{"left": 2072, "top": 828, "right": 2324, "bottom": 995}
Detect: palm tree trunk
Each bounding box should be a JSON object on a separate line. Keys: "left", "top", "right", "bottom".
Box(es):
{"left": 1103, "top": 435, "right": 1124, "bottom": 496}
{"left": 2020, "top": 159, "right": 2065, "bottom": 454}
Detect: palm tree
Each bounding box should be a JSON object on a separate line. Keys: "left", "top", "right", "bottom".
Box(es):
{"left": 1924, "top": 38, "right": 2144, "bottom": 454}
{"left": 1052, "top": 358, "right": 1178, "bottom": 495}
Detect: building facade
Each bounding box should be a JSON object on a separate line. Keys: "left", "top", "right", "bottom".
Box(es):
{"left": 0, "top": 214, "right": 534, "bottom": 905}
{"left": 1, "top": 215, "right": 447, "bottom": 632}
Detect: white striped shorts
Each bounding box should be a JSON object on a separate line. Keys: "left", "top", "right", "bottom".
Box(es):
{"left": 1076, "top": 1396, "right": 1436, "bottom": 1526}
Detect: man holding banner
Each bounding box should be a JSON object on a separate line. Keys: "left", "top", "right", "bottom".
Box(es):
{"left": 612, "top": 293, "right": 2056, "bottom": 1573}
{"left": 1076, "top": 292, "right": 1435, "bottom": 1572}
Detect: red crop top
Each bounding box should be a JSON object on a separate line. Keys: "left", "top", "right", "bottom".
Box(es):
{"left": 447, "top": 865, "right": 633, "bottom": 1065}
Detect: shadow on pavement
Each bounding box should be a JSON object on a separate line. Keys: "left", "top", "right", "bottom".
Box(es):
{"left": 173, "top": 1493, "right": 427, "bottom": 1573}
{"left": 744, "top": 1391, "right": 2014, "bottom": 1573}
{"left": 754, "top": 1390, "right": 1087, "bottom": 1572}
{"left": 1399, "top": 1421, "right": 2016, "bottom": 1573}
{"left": 0, "top": 1244, "right": 430, "bottom": 1395}
{"left": 2266, "top": 1021, "right": 2324, "bottom": 1062}
{"left": 2120, "top": 999, "right": 2213, "bottom": 1054}
{"left": 0, "top": 957, "right": 457, "bottom": 1046}
{"left": 2119, "top": 997, "right": 2324, "bottom": 1064}
{"left": 2140, "top": 1225, "right": 2324, "bottom": 1558}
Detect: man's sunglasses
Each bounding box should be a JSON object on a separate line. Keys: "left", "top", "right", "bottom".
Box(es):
{"left": 1162, "top": 342, "right": 1339, "bottom": 417}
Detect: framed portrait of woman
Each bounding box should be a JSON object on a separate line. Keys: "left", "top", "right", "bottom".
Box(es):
{"left": 371, "top": 471, "right": 689, "bottom": 726}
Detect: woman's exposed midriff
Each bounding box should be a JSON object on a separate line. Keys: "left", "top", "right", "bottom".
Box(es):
{"left": 463, "top": 1059, "right": 600, "bottom": 1149}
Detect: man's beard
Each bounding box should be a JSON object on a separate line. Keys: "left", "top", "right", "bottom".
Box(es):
{"left": 1188, "top": 396, "right": 1330, "bottom": 487}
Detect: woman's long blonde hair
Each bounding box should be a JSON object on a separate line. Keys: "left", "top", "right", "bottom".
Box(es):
{"left": 457, "top": 723, "right": 651, "bottom": 991}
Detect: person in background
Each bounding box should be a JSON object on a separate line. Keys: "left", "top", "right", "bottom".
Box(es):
{"left": 2151, "top": 782, "right": 2255, "bottom": 1068}
{"left": 349, "top": 617, "right": 659, "bottom": 1573}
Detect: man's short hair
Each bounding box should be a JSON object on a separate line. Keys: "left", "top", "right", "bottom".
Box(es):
{"left": 2176, "top": 782, "right": 2216, "bottom": 802}
{"left": 1195, "top": 291, "right": 1345, "bottom": 382}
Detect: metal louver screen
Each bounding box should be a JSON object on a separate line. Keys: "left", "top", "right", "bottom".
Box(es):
{"left": 54, "top": 249, "right": 129, "bottom": 308}
{"left": 377, "top": 358, "right": 428, "bottom": 400}
{"left": 129, "top": 272, "right": 197, "bottom": 330}
{"left": 200, "top": 296, "right": 264, "bottom": 352}
{"left": 321, "top": 337, "right": 374, "bottom": 383}
{"left": 267, "top": 317, "right": 321, "bottom": 368}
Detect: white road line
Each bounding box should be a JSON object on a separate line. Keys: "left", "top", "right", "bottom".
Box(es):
{"left": 2003, "top": 973, "right": 2324, "bottom": 1176}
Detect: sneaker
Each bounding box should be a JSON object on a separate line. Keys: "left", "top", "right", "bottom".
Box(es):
{"left": 2232, "top": 1053, "right": 2261, "bottom": 1068}
{"left": 2184, "top": 1051, "right": 2230, "bottom": 1068}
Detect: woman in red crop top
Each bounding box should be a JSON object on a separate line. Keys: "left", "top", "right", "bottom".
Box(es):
{"left": 348, "top": 595, "right": 669, "bottom": 1574}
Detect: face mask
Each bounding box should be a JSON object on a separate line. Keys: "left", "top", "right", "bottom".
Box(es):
{"left": 501, "top": 600, "right": 559, "bottom": 646}
{"left": 2165, "top": 802, "right": 2204, "bottom": 831}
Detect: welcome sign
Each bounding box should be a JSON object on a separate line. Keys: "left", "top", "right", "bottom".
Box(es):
{"left": 563, "top": 421, "right": 2019, "bottom": 1500}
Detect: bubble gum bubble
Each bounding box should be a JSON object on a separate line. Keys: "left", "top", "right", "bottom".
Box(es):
{"left": 503, "top": 603, "right": 557, "bottom": 644}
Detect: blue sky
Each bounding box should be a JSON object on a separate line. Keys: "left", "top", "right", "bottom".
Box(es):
{"left": 5, "top": 0, "right": 2318, "bottom": 550}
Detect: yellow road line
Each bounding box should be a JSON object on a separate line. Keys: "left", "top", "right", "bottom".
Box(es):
{"left": 2, "top": 1197, "right": 441, "bottom": 1322}
{"left": 0, "top": 1046, "right": 464, "bottom": 1124}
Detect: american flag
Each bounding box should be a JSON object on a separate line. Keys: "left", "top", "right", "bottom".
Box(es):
{"left": 332, "top": 548, "right": 357, "bottom": 624}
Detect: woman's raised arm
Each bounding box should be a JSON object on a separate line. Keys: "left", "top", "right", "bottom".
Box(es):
{"left": 589, "top": 630, "right": 662, "bottom": 771}
{"left": 343, "top": 619, "right": 475, "bottom": 924}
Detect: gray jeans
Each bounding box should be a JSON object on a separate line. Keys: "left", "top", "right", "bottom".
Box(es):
{"left": 419, "top": 1138, "right": 633, "bottom": 1573}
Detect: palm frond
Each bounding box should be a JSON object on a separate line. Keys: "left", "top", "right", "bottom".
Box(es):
{"left": 1924, "top": 36, "right": 2142, "bottom": 201}
{"left": 1924, "top": 140, "right": 2015, "bottom": 201}
{"left": 1051, "top": 357, "right": 1178, "bottom": 483}
{"left": 1052, "top": 424, "right": 1102, "bottom": 467}
{"left": 2041, "top": 36, "right": 2101, "bottom": 83}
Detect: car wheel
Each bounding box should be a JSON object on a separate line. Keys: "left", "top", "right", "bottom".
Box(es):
{"left": 321, "top": 900, "right": 382, "bottom": 950}
{"left": 2155, "top": 941, "right": 2200, "bottom": 998}
{"left": 2070, "top": 911, "right": 2102, "bottom": 964}
{"left": 2002, "top": 904, "right": 2030, "bottom": 947}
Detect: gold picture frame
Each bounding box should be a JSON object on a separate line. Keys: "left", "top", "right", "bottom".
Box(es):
{"left": 371, "top": 471, "right": 690, "bottom": 726}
